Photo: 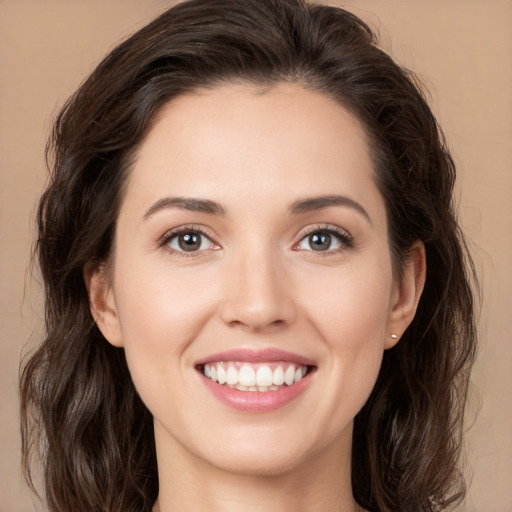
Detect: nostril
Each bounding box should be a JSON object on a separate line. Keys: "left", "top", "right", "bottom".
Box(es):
{"left": 225, "top": 317, "right": 290, "bottom": 334}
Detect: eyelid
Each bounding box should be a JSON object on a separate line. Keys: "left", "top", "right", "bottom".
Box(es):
{"left": 157, "top": 223, "right": 353, "bottom": 257}
{"left": 158, "top": 224, "right": 220, "bottom": 256}
{"left": 293, "top": 224, "right": 354, "bottom": 252}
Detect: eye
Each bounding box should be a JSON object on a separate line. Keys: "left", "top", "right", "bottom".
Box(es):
{"left": 295, "top": 227, "right": 352, "bottom": 253}
{"left": 162, "top": 228, "right": 218, "bottom": 254}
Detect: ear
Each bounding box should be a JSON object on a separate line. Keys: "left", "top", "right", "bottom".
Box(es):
{"left": 84, "top": 262, "right": 123, "bottom": 347}
{"left": 385, "top": 241, "right": 426, "bottom": 349}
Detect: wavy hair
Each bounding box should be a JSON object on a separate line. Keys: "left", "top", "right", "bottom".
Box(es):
{"left": 20, "top": 1, "right": 478, "bottom": 511}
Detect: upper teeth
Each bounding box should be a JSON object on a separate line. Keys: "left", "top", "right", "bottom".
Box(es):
{"left": 203, "top": 362, "right": 308, "bottom": 391}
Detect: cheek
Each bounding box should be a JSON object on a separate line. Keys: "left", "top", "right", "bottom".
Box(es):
{"left": 300, "top": 258, "right": 393, "bottom": 411}
{"left": 111, "top": 262, "right": 218, "bottom": 396}
{"left": 114, "top": 256, "right": 218, "bottom": 340}
{"left": 304, "top": 258, "right": 394, "bottom": 344}
{"left": 312, "top": 282, "right": 388, "bottom": 396}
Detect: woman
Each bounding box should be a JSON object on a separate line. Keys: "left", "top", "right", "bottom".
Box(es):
{"left": 20, "top": 0, "right": 478, "bottom": 511}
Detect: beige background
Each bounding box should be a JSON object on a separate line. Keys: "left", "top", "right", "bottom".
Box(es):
{"left": 1, "top": 1, "right": 510, "bottom": 511}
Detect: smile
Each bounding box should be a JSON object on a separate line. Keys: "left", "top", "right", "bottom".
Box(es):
{"left": 196, "top": 348, "right": 316, "bottom": 412}
{"left": 203, "top": 362, "right": 309, "bottom": 391}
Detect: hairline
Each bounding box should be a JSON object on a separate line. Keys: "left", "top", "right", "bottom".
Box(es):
{"left": 107, "top": 77, "right": 400, "bottom": 274}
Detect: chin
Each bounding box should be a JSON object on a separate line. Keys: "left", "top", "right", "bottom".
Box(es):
{"left": 209, "top": 445, "right": 312, "bottom": 477}
{"left": 195, "top": 421, "right": 351, "bottom": 478}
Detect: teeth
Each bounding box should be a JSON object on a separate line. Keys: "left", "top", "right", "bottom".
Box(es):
{"left": 256, "top": 366, "right": 273, "bottom": 387}
{"left": 226, "top": 366, "right": 238, "bottom": 385}
{"left": 239, "top": 365, "right": 256, "bottom": 387}
{"left": 202, "top": 362, "right": 309, "bottom": 391}
{"left": 210, "top": 365, "right": 217, "bottom": 382}
{"left": 284, "top": 365, "right": 295, "bottom": 386}
{"left": 217, "top": 365, "right": 227, "bottom": 385}
{"left": 273, "top": 366, "right": 285, "bottom": 385}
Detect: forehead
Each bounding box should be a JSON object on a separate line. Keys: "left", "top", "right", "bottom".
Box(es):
{"left": 123, "top": 82, "right": 384, "bottom": 223}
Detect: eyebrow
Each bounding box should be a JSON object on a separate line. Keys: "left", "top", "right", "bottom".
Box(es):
{"left": 143, "top": 194, "right": 371, "bottom": 224}
{"left": 143, "top": 197, "right": 226, "bottom": 219}
{"left": 288, "top": 195, "right": 372, "bottom": 224}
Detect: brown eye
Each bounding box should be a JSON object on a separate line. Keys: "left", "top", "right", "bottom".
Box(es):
{"left": 165, "top": 229, "right": 214, "bottom": 253}
{"left": 178, "top": 232, "right": 202, "bottom": 251}
{"left": 295, "top": 227, "right": 352, "bottom": 253}
{"left": 308, "top": 232, "right": 332, "bottom": 251}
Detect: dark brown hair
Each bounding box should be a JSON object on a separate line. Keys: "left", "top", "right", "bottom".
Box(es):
{"left": 20, "top": 1, "right": 478, "bottom": 511}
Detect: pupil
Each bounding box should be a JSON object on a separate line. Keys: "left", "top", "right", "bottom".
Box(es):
{"left": 310, "top": 232, "right": 331, "bottom": 251}
{"left": 179, "top": 233, "right": 201, "bottom": 251}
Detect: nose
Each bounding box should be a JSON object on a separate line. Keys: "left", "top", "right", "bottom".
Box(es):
{"left": 220, "top": 246, "right": 297, "bottom": 333}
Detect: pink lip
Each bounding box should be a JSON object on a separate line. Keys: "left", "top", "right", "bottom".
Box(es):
{"left": 199, "top": 371, "right": 313, "bottom": 413}
{"left": 195, "top": 348, "right": 316, "bottom": 366}
{"left": 195, "top": 348, "right": 316, "bottom": 413}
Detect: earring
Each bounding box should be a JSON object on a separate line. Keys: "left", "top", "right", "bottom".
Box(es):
{"left": 390, "top": 334, "right": 398, "bottom": 340}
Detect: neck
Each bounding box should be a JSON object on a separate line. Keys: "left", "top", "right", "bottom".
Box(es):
{"left": 153, "top": 424, "right": 361, "bottom": 512}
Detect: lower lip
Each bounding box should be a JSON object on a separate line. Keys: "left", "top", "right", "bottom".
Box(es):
{"left": 199, "top": 372, "right": 313, "bottom": 413}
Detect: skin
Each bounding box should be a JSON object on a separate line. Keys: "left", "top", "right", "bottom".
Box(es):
{"left": 87, "top": 83, "right": 425, "bottom": 512}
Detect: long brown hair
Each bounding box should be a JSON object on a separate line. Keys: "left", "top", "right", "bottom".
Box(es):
{"left": 20, "top": 1, "right": 478, "bottom": 511}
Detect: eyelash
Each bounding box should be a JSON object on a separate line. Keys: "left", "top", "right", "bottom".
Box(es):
{"left": 293, "top": 225, "right": 354, "bottom": 255}
{"left": 158, "top": 224, "right": 354, "bottom": 258}
{"left": 159, "top": 225, "right": 219, "bottom": 259}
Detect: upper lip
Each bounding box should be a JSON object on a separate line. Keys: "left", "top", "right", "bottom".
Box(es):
{"left": 195, "top": 348, "right": 316, "bottom": 367}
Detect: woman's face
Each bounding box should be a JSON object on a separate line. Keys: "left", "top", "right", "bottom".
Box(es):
{"left": 90, "top": 83, "right": 421, "bottom": 476}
